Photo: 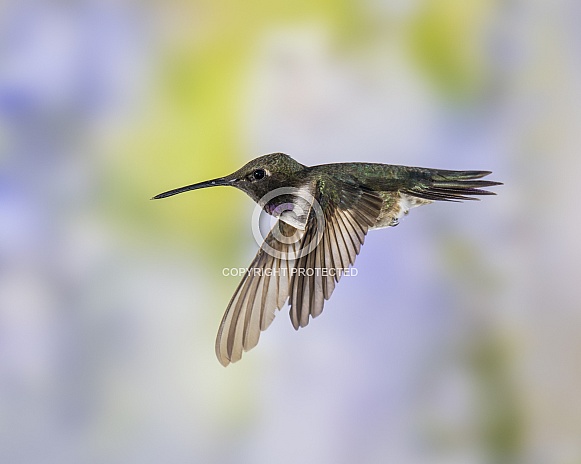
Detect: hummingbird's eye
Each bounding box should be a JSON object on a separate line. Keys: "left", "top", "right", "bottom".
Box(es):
{"left": 252, "top": 169, "right": 266, "bottom": 180}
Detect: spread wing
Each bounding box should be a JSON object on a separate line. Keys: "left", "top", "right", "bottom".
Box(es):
{"left": 215, "top": 179, "right": 383, "bottom": 366}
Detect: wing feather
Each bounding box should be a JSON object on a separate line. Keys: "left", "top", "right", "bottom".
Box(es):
{"left": 215, "top": 221, "right": 300, "bottom": 366}
{"left": 287, "top": 180, "right": 383, "bottom": 329}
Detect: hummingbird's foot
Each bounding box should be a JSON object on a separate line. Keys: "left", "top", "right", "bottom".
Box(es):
{"left": 390, "top": 218, "right": 399, "bottom": 227}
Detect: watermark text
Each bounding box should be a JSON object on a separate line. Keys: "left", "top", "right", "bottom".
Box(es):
{"left": 222, "top": 267, "right": 358, "bottom": 277}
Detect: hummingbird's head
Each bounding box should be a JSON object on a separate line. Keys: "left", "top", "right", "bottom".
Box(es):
{"left": 228, "top": 153, "right": 307, "bottom": 203}
{"left": 151, "top": 153, "right": 307, "bottom": 203}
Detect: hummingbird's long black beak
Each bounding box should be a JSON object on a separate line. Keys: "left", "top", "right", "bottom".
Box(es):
{"left": 151, "top": 177, "right": 233, "bottom": 200}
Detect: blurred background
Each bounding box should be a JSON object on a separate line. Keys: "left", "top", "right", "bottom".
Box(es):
{"left": 1, "top": 0, "right": 580, "bottom": 463}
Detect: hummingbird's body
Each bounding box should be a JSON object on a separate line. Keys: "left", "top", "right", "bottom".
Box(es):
{"left": 302, "top": 162, "right": 437, "bottom": 228}
{"left": 153, "top": 153, "right": 501, "bottom": 366}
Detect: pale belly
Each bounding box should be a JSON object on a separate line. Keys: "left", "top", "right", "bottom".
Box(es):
{"left": 371, "top": 193, "right": 433, "bottom": 230}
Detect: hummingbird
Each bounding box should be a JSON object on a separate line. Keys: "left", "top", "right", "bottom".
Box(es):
{"left": 152, "top": 153, "right": 501, "bottom": 366}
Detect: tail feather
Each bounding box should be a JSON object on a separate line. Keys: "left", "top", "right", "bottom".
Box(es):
{"left": 403, "top": 169, "right": 502, "bottom": 202}
{"left": 431, "top": 169, "right": 492, "bottom": 180}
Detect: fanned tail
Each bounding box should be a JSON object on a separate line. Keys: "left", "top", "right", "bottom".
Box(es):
{"left": 403, "top": 169, "right": 502, "bottom": 202}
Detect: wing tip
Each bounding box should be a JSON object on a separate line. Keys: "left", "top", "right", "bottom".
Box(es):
{"left": 216, "top": 352, "right": 231, "bottom": 367}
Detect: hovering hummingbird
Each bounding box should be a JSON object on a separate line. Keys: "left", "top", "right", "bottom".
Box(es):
{"left": 152, "top": 153, "right": 501, "bottom": 366}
